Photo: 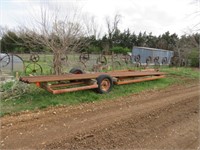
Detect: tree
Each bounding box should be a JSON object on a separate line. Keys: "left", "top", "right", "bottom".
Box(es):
{"left": 136, "top": 32, "right": 147, "bottom": 47}
{"left": 1, "top": 30, "right": 20, "bottom": 53}
{"left": 174, "top": 33, "right": 199, "bottom": 66}
{"left": 105, "top": 13, "right": 121, "bottom": 50}
{"left": 146, "top": 32, "right": 158, "bottom": 48}
{"left": 14, "top": 5, "right": 95, "bottom": 75}
{"left": 156, "top": 31, "right": 178, "bottom": 50}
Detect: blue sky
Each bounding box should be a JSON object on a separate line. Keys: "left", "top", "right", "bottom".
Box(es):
{"left": 0, "top": 0, "right": 199, "bottom": 36}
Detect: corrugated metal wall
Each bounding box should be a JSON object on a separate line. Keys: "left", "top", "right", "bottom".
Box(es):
{"left": 132, "top": 47, "right": 174, "bottom": 65}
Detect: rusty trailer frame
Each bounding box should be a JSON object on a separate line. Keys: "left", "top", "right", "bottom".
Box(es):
{"left": 19, "top": 70, "right": 165, "bottom": 94}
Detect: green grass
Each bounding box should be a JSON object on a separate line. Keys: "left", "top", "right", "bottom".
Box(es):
{"left": 161, "top": 67, "right": 200, "bottom": 79}
{"left": 0, "top": 67, "right": 199, "bottom": 116}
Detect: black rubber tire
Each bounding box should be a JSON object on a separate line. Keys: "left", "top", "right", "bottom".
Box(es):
{"left": 69, "top": 68, "right": 84, "bottom": 74}
{"left": 69, "top": 68, "right": 84, "bottom": 82}
{"left": 96, "top": 75, "right": 113, "bottom": 94}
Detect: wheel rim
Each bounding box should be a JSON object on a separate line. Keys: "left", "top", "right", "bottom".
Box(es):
{"left": 101, "top": 79, "right": 110, "bottom": 91}
{"left": 25, "top": 63, "right": 42, "bottom": 75}
{"left": 0, "top": 54, "right": 10, "bottom": 67}
{"left": 30, "top": 54, "right": 39, "bottom": 62}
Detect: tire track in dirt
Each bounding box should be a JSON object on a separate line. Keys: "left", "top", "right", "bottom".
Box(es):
{"left": 1, "top": 83, "right": 199, "bottom": 149}
{"left": 43, "top": 93, "right": 200, "bottom": 149}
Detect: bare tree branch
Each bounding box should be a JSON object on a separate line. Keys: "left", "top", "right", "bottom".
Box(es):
{"left": 105, "top": 13, "right": 121, "bottom": 50}
{"left": 9, "top": 4, "right": 97, "bottom": 75}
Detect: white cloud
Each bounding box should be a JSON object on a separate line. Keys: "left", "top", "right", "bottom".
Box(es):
{"left": 0, "top": 0, "right": 198, "bottom": 35}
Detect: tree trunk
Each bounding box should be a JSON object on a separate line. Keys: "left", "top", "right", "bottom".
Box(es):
{"left": 53, "top": 50, "right": 62, "bottom": 75}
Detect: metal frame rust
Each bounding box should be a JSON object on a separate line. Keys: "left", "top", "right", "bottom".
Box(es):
{"left": 40, "top": 82, "right": 98, "bottom": 94}
{"left": 20, "top": 70, "right": 166, "bottom": 94}
{"left": 114, "top": 75, "right": 165, "bottom": 85}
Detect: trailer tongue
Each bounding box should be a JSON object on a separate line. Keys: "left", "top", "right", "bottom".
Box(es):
{"left": 20, "top": 70, "right": 165, "bottom": 94}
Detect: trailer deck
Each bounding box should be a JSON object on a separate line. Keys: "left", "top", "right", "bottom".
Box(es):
{"left": 20, "top": 70, "right": 165, "bottom": 94}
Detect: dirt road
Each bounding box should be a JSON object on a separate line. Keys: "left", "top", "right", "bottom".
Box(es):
{"left": 1, "top": 82, "right": 199, "bottom": 149}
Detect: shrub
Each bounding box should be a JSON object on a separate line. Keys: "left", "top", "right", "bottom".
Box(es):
{"left": 1, "top": 80, "right": 32, "bottom": 100}
{"left": 188, "top": 49, "right": 199, "bottom": 67}
{"left": 88, "top": 45, "right": 101, "bottom": 53}
{"left": 111, "top": 46, "right": 130, "bottom": 54}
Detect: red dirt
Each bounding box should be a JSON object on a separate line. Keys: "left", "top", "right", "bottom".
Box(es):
{"left": 1, "top": 82, "right": 199, "bottom": 149}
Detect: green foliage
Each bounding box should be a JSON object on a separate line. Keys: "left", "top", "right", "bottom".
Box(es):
{"left": 14, "top": 47, "right": 26, "bottom": 53}
{"left": 88, "top": 45, "right": 101, "bottom": 53}
{"left": 0, "top": 81, "right": 14, "bottom": 91}
{"left": 188, "top": 48, "right": 199, "bottom": 67}
{"left": 0, "top": 80, "right": 34, "bottom": 100}
{"left": 110, "top": 46, "right": 123, "bottom": 53}
{"left": 123, "top": 47, "right": 130, "bottom": 54}
{"left": 156, "top": 31, "right": 178, "bottom": 50}
{"left": 1, "top": 30, "right": 49, "bottom": 53}
{"left": 1, "top": 31, "right": 19, "bottom": 52}
{"left": 110, "top": 46, "right": 130, "bottom": 54}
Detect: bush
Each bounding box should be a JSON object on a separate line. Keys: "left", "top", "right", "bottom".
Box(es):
{"left": 111, "top": 46, "right": 130, "bottom": 54}
{"left": 88, "top": 45, "right": 101, "bottom": 53}
{"left": 0, "top": 81, "right": 14, "bottom": 92}
{"left": 0, "top": 80, "right": 32, "bottom": 100}
{"left": 188, "top": 49, "right": 199, "bottom": 67}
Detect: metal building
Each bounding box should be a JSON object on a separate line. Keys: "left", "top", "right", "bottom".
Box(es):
{"left": 132, "top": 47, "right": 174, "bottom": 65}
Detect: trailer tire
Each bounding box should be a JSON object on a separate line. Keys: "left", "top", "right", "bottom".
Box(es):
{"left": 69, "top": 68, "right": 84, "bottom": 82}
{"left": 96, "top": 75, "right": 113, "bottom": 94}
{"left": 69, "top": 68, "right": 83, "bottom": 74}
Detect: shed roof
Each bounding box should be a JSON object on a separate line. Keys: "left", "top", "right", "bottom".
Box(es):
{"left": 133, "top": 47, "right": 173, "bottom": 52}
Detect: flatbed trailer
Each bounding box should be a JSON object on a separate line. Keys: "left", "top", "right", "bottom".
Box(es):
{"left": 20, "top": 69, "right": 165, "bottom": 94}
